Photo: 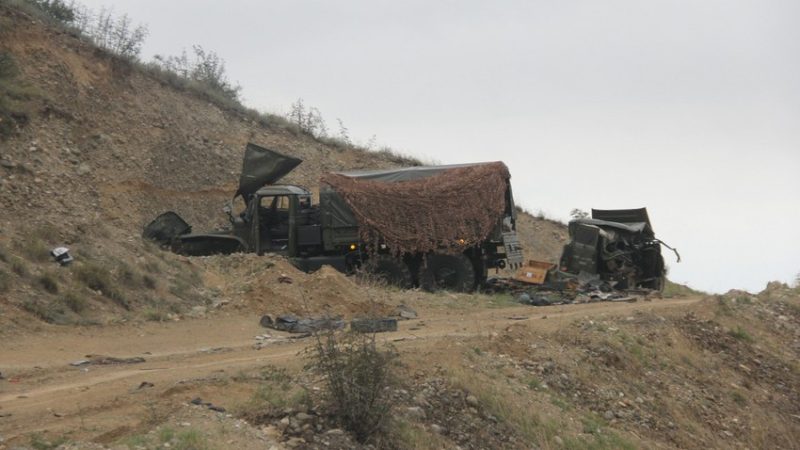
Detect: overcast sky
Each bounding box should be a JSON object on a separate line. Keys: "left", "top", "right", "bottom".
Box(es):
{"left": 81, "top": 0, "right": 800, "bottom": 293}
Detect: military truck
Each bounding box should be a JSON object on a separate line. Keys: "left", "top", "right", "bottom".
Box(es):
{"left": 558, "top": 208, "right": 679, "bottom": 291}
{"left": 144, "top": 143, "right": 524, "bottom": 292}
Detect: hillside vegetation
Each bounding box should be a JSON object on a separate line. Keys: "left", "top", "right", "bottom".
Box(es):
{"left": 0, "top": 1, "right": 564, "bottom": 331}
{"left": 1, "top": 3, "right": 798, "bottom": 450}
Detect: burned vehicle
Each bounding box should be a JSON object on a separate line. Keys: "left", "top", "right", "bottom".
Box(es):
{"left": 144, "top": 143, "right": 524, "bottom": 292}
{"left": 558, "top": 208, "right": 679, "bottom": 291}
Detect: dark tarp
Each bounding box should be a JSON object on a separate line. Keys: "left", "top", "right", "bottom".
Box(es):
{"left": 142, "top": 211, "right": 192, "bottom": 244}
{"left": 236, "top": 143, "right": 303, "bottom": 199}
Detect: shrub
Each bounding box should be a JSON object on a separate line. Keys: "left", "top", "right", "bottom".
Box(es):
{"left": 37, "top": 273, "right": 59, "bottom": 294}
{"left": 62, "top": 291, "right": 86, "bottom": 313}
{"left": 152, "top": 45, "right": 240, "bottom": 103}
{"left": 11, "top": 257, "right": 29, "bottom": 277}
{"left": 0, "top": 52, "right": 35, "bottom": 139}
{"left": 27, "top": 0, "right": 75, "bottom": 23}
{"left": 728, "top": 326, "right": 754, "bottom": 342}
{"left": 21, "top": 299, "right": 68, "bottom": 324}
{"left": 308, "top": 330, "right": 398, "bottom": 442}
{"left": 143, "top": 307, "right": 169, "bottom": 322}
{"left": 0, "top": 268, "right": 10, "bottom": 292}
{"left": 142, "top": 274, "right": 157, "bottom": 289}
{"left": 74, "top": 262, "right": 129, "bottom": 309}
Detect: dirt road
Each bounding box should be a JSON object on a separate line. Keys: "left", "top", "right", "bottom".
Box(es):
{"left": 0, "top": 297, "right": 701, "bottom": 444}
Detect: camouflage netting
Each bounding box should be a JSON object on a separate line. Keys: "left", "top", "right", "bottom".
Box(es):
{"left": 321, "top": 162, "right": 510, "bottom": 256}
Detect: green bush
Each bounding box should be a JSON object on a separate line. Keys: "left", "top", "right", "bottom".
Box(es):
{"left": 0, "top": 52, "right": 35, "bottom": 139}
{"left": 728, "top": 326, "right": 754, "bottom": 342}
{"left": 11, "top": 257, "right": 29, "bottom": 277}
{"left": 74, "top": 263, "right": 129, "bottom": 309}
{"left": 27, "top": 0, "right": 75, "bottom": 23}
{"left": 0, "top": 268, "right": 11, "bottom": 292}
{"left": 308, "top": 330, "right": 398, "bottom": 442}
{"left": 37, "top": 273, "right": 59, "bottom": 294}
{"left": 21, "top": 299, "right": 68, "bottom": 324}
{"left": 62, "top": 291, "right": 86, "bottom": 313}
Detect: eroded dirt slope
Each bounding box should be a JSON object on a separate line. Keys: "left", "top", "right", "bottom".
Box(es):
{"left": 0, "top": 3, "right": 565, "bottom": 329}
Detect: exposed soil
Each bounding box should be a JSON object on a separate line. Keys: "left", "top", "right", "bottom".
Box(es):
{"left": 1, "top": 4, "right": 798, "bottom": 450}
{"left": 0, "top": 294, "right": 702, "bottom": 448}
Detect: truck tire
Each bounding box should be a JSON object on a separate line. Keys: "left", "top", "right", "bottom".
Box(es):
{"left": 419, "top": 253, "right": 476, "bottom": 293}
{"left": 366, "top": 254, "right": 413, "bottom": 289}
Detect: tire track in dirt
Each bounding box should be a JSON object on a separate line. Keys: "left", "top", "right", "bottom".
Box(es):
{"left": 0, "top": 297, "right": 701, "bottom": 440}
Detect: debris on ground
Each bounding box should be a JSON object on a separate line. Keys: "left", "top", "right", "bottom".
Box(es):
{"left": 259, "top": 314, "right": 346, "bottom": 333}
{"left": 278, "top": 274, "right": 293, "bottom": 284}
{"left": 71, "top": 355, "right": 146, "bottom": 366}
{"left": 488, "top": 269, "right": 661, "bottom": 307}
{"left": 50, "top": 246, "right": 74, "bottom": 266}
{"left": 350, "top": 317, "right": 398, "bottom": 333}
{"left": 391, "top": 304, "right": 418, "bottom": 320}
{"left": 189, "top": 397, "right": 226, "bottom": 413}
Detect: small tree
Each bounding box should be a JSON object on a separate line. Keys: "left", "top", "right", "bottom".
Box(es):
{"left": 336, "top": 118, "right": 351, "bottom": 145}
{"left": 28, "top": 0, "right": 75, "bottom": 23}
{"left": 152, "top": 46, "right": 241, "bottom": 102}
{"left": 288, "top": 98, "right": 327, "bottom": 137}
{"left": 189, "top": 45, "right": 240, "bottom": 101}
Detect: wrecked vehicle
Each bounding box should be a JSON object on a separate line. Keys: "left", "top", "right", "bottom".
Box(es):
{"left": 144, "top": 143, "right": 524, "bottom": 292}
{"left": 558, "top": 208, "right": 679, "bottom": 291}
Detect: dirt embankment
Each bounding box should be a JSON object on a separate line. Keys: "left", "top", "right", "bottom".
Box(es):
{"left": 1, "top": 284, "right": 797, "bottom": 449}
{"left": 0, "top": 3, "right": 562, "bottom": 329}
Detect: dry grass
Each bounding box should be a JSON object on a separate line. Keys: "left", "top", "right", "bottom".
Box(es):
{"left": 74, "top": 262, "right": 129, "bottom": 309}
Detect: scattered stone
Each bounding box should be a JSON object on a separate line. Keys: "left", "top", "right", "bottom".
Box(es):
{"left": 430, "top": 424, "right": 445, "bottom": 434}
{"left": 262, "top": 425, "right": 281, "bottom": 439}
{"left": 76, "top": 163, "right": 91, "bottom": 175}
{"left": 392, "top": 304, "right": 418, "bottom": 320}
{"left": 406, "top": 406, "right": 426, "bottom": 420}
{"left": 70, "top": 360, "right": 91, "bottom": 367}
{"left": 136, "top": 381, "right": 154, "bottom": 390}
{"left": 325, "top": 428, "right": 345, "bottom": 435}
{"left": 188, "top": 306, "right": 207, "bottom": 318}
{"left": 295, "top": 412, "right": 313, "bottom": 422}
{"left": 554, "top": 435, "right": 564, "bottom": 446}
{"left": 285, "top": 437, "right": 305, "bottom": 448}
{"left": 465, "top": 394, "right": 479, "bottom": 408}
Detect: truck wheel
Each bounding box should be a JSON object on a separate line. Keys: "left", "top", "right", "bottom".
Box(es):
{"left": 366, "top": 254, "right": 413, "bottom": 289}
{"left": 419, "top": 253, "right": 476, "bottom": 293}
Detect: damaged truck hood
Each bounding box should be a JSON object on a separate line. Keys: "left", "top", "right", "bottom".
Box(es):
{"left": 590, "top": 208, "right": 654, "bottom": 235}
{"left": 235, "top": 143, "right": 303, "bottom": 198}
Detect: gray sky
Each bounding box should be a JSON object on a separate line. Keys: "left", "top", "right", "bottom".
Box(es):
{"left": 82, "top": 0, "right": 800, "bottom": 293}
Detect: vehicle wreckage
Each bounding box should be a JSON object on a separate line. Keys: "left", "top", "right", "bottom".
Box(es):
{"left": 144, "top": 143, "right": 524, "bottom": 292}
{"left": 558, "top": 208, "right": 680, "bottom": 291}
{"left": 487, "top": 208, "right": 680, "bottom": 305}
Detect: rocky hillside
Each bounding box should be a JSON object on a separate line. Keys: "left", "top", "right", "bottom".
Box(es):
{"left": 0, "top": 2, "right": 564, "bottom": 328}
